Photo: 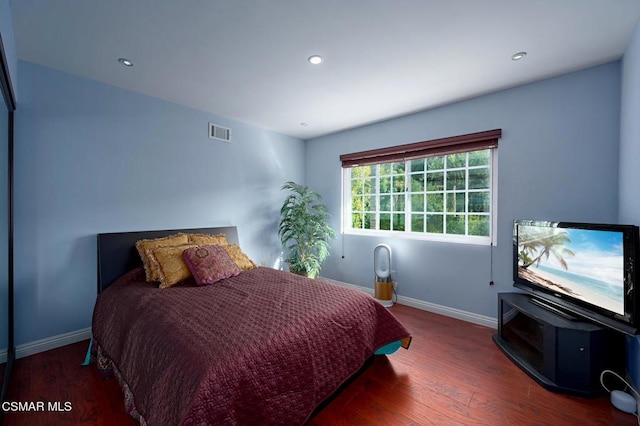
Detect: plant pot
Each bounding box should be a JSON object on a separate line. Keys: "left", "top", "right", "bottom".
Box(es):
{"left": 289, "top": 267, "right": 317, "bottom": 279}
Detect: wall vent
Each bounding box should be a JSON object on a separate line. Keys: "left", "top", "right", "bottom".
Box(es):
{"left": 209, "top": 123, "right": 232, "bottom": 142}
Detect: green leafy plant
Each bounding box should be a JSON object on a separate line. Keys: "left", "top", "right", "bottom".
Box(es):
{"left": 278, "top": 181, "right": 336, "bottom": 278}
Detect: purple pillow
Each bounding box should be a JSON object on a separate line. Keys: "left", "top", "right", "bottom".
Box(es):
{"left": 182, "top": 245, "right": 241, "bottom": 286}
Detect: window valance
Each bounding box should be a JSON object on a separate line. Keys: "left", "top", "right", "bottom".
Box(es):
{"left": 340, "top": 129, "right": 502, "bottom": 167}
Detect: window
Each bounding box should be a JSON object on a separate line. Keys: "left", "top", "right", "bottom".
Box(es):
{"left": 341, "top": 129, "right": 501, "bottom": 244}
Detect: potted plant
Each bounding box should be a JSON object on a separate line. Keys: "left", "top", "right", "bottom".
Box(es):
{"left": 278, "top": 181, "right": 336, "bottom": 278}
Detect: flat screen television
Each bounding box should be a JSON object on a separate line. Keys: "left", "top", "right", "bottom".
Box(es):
{"left": 513, "top": 219, "right": 640, "bottom": 336}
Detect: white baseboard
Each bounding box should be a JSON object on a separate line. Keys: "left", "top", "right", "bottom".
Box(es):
{"left": 319, "top": 276, "right": 375, "bottom": 295}
{"left": 320, "top": 276, "right": 497, "bottom": 329}
{"left": 396, "top": 294, "right": 497, "bottom": 329}
{"left": 0, "top": 328, "right": 93, "bottom": 364}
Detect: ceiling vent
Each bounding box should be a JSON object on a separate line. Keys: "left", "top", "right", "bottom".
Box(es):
{"left": 209, "top": 123, "right": 232, "bottom": 142}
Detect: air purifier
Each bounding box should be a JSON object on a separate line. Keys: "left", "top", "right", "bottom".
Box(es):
{"left": 374, "top": 244, "right": 394, "bottom": 307}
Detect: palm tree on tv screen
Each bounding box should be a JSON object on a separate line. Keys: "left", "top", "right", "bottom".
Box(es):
{"left": 518, "top": 228, "right": 575, "bottom": 271}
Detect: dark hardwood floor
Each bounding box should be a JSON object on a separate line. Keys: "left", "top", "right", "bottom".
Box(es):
{"left": 2, "top": 304, "right": 636, "bottom": 425}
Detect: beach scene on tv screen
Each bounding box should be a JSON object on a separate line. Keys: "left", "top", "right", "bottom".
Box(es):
{"left": 517, "top": 225, "right": 624, "bottom": 316}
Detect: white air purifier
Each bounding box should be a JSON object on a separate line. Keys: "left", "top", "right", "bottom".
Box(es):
{"left": 374, "top": 244, "right": 394, "bottom": 307}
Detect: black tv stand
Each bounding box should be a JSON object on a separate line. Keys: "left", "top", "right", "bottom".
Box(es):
{"left": 528, "top": 297, "right": 577, "bottom": 321}
{"left": 493, "top": 292, "right": 624, "bottom": 397}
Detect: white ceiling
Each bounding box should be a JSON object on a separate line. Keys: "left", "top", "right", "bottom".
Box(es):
{"left": 9, "top": 0, "right": 640, "bottom": 140}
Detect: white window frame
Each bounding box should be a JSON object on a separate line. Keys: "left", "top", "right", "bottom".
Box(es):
{"left": 342, "top": 148, "right": 498, "bottom": 246}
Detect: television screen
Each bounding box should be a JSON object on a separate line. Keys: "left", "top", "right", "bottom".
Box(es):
{"left": 513, "top": 220, "right": 639, "bottom": 335}
{"left": 516, "top": 223, "right": 624, "bottom": 316}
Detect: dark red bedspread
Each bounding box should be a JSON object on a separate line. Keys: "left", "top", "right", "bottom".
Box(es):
{"left": 92, "top": 267, "right": 410, "bottom": 425}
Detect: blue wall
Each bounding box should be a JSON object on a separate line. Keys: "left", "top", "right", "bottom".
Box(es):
{"left": 13, "top": 61, "right": 305, "bottom": 345}
{"left": 619, "top": 20, "right": 640, "bottom": 224}
{"left": 306, "top": 62, "right": 621, "bottom": 318}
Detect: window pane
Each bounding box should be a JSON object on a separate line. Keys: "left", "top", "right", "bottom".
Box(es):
{"left": 446, "top": 215, "right": 465, "bottom": 235}
{"left": 366, "top": 177, "right": 377, "bottom": 193}
{"left": 446, "top": 192, "right": 465, "bottom": 213}
{"left": 364, "top": 213, "right": 376, "bottom": 230}
{"left": 426, "top": 214, "right": 444, "bottom": 233}
{"left": 380, "top": 213, "right": 391, "bottom": 230}
{"left": 427, "top": 156, "right": 444, "bottom": 170}
{"left": 446, "top": 170, "right": 465, "bottom": 190}
{"left": 380, "top": 195, "right": 391, "bottom": 211}
{"left": 410, "top": 159, "right": 425, "bottom": 172}
{"left": 411, "top": 214, "right": 424, "bottom": 232}
{"left": 351, "top": 178, "right": 363, "bottom": 195}
{"left": 393, "top": 194, "right": 405, "bottom": 211}
{"left": 468, "top": 167, "right": 489, "bottom": 189}
{"left": 380, "top": 163, "right": 391, "bottom": 175}
{"left": 469, "top": 215, "right": 490, "bottom": 236}
{"left": 380, "top": 176, "right": 391, "bottom": 193}
{"left": 411, "top": 194, "right": 424, "bottom": 212}
{"left": 392, "top": 213, "right": 405, "bottom": 231}
{"left": 410, "top": 173, "right": 424, "bottom": 192}
{"left": 446, "top": 153, "right": 466, "bottom": 168}
{"left": 392, "top": 162, "right": 405, "bottom": 174}
{"left": 469, "top": 192, "right": 490, "bottom": 213}
{"left": 392, "top": 175, "right": 405, "bottom": 193}
{"left": 351, "top": 166, "right": 366, "bottom": 178}
{"left": 426, "top": 172, "right": 444, "bottom": 191}
{"left": 352, "top": 212, "right": 363, "bottom": 229}
{"left": 352, "top": 195, "right": 363, "bottom": 212}
{"left": 426, "top": 193, "right": 444, "bottom": 212}
{"left": 363, "top": 194, "right": 375, "bottom": 211}
{"left": 469, "top": 150, "right": 490, "bottom": 166}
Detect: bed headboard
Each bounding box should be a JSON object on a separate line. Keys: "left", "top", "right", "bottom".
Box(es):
{"left": 97, "top": 226, "right": 240, "bottom": 293}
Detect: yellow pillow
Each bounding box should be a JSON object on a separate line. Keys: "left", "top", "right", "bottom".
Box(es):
{"left": 135, "top": 234, "right": 190, "bottom": 281}
{"left": 187, "top": 233, "right": 228, "bottom": 246}
{"left": 223, "top": 244, "right": 258, "bottom": 271}
{"left": 153, "top": 244, "right": 198, "bottom": 289}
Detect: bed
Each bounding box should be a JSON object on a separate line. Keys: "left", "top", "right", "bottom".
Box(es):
{"left": 92, "top": 226, "right": 411, "bottom": 425}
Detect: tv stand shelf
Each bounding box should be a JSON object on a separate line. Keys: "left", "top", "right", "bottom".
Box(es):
{"left": 492, "top": 292, "right": 623, "bottom": 397}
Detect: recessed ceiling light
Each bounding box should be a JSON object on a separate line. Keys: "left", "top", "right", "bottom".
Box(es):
{"left": 511, "top": 51, "right": 527, "bottom": 61}
{"left": 308, "top": 55, "right": 323, "bottom": 65}
{"left": 118, "top": 58, "right": 134, "bottom": 67}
